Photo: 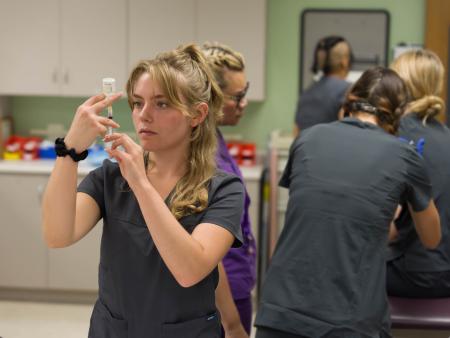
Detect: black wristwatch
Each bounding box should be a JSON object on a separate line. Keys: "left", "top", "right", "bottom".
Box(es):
{"left": 55, "top": 137, "right": 88, "bottom": 162}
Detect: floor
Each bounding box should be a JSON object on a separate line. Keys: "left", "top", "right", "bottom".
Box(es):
{"left": 0, "top": 300, "right": 258, "bottom": 338}
{"left": 1, "top": 300, "right": 449, "bottom": 338}
{"left": 0, "top": 300, "right": 92, "bottom": 338}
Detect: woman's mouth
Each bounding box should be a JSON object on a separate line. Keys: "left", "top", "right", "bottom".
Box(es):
{"left": 139, "top": 129, "right": 157, "bottom": 136}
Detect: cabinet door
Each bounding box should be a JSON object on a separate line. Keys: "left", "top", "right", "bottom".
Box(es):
{"left": 244, "top": 177, "right": 260, "bottom": 241}
{"left": 48, "top": 221, "right": 101, "bottom": 291}
{"left": 48, "top": 176, "right": 101, "bottom": 291}
{"left": 0, "top": 174, "right": 48, "bottom": 288}
{"left": 128, "top": 0, "right": 196, "bottom": 69}
{"left": 0, "top": 0, "right": 60, "bottom": 95}
{"left": 60, "top": 0, "right": 127, "bottom": 96}
{"left": 196, "top": 0, "right": 266, "bottom": 101}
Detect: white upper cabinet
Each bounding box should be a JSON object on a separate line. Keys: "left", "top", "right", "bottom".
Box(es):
{"left": 60, "top": 0, "right": 127, "bottom": 96}
{"left": 0, "top": 0, "right": 266, "bottom": 100}
{"left": 129, "top": 0, "right": 267, "bottom": 101}
{"left": 128, "top": 0, "right": 196, "bottom": 69}
{"left": 0, "top": 0, "right": 126, "bottom": 96}
{"left": 196, "top": 0, "right": 266, "bottom": 101}
{"left": 0, "top": 0, "right": 60, "bottom": 95}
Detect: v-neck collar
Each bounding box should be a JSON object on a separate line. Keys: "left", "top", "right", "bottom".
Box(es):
{"left": 340, "top": 117, "right": 385, "bottom": 133}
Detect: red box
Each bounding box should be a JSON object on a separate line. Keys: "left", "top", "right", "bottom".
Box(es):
{"left": 226, "top": 141, "right": 256, "bottom": 166}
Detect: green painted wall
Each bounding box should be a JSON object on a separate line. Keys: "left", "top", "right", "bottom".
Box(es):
{"left": 11, "top": 0, "right": 425, "bottom": 149}
{"left": 12, "top": 96, "right": 134, "bottom": 135}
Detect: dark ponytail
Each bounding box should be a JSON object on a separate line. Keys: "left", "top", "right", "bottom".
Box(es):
{"left": 342, "top": 67, "right": 408, "bottom": 134}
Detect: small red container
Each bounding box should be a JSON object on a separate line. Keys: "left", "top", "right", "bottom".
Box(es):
{"left": 22, "top": 137, "right": 42, "bottom": 160}
{"left": 3, "top": 136, "right": 42, "bottom": 160}
{"left": 226, "top": 141, "right": 256, "bottom": 166}
{"left": 240, "top": 143, "right": 256, "bottom": 166}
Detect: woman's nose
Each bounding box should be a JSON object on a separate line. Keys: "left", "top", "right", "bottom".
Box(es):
{"left": 238, "top": 97, "right": 248, "bottom": 110}
{"left": 138, "top": 104, "right": 153, "bottom": 121}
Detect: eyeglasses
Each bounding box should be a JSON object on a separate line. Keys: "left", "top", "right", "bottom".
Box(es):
{"left": 224, "top": 82, "right": 250, "bottom": 108}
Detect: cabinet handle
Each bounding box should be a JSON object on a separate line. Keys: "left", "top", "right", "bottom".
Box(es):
{"left": 37, "top": 184, "right": 46, "bottom": 205}
{"left": 64, "top": 70, "right": 69, "bottom": 84}
{"left": 52, "top": 69, "right": 59, "bottom": 83}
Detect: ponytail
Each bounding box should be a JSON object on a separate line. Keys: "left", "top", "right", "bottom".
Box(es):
{"left": 126, "top": 43, "right": 224, "bottom": 219}
{"left": 342, "top": 67, "right": 408, "bottom": 135}
{"left": 391, "top": 49, "right": 446, "bottom": 125}
{"left": 408, "top": 95, "right": 445, "bottom": 125}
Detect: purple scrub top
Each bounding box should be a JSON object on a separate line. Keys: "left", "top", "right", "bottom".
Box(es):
{"left": 216, "top": 129, "right": 257, "bottom": 300}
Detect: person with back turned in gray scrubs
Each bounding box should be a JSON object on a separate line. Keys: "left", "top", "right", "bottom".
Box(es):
{"left": 41, "top": 44, "right": 245, "bottom": 338}
{"left": 255, "top": 67, "right": 441, "bottom": 338}
{"left": 387, "top": 49, "right": 450, "bottom": 298}
{"left": 293, "top": 36, "right": 352, "bottom": 137}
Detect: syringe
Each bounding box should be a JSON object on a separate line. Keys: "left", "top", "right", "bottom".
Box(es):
{"left": 102, "top": 78, "right": 116, "bottom": 146}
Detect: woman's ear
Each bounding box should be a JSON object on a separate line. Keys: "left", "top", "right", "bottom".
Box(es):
{"left": 191, "top": 102, "right": 209, "bottom": 127}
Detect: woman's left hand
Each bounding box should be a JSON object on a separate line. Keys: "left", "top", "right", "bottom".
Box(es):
{"left": 104, "top": 133, "right": 147, "bottom": 190}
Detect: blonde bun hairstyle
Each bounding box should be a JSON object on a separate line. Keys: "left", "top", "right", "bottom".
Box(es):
{"left": 391, "top": 49, "right": 445, "bottom": 125}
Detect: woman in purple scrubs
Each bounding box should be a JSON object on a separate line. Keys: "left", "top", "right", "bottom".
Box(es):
{"left": 203, "top": 42, "right": 257, "bottom": 338}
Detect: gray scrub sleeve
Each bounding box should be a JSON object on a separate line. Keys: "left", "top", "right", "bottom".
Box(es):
{"left": 201, "top": 174, "right": 245, "bottom": 248}
{"left": 279, "top": 155, "right": 293, "bottom": 189}
{"left": 78, "top": 165, "right": 106, "bottom": 216}
{"left": 279, "top": 137, "right": 301, "bottom": 188}
{"left": 404, "top": 148, "right": 433, "bottom": 212}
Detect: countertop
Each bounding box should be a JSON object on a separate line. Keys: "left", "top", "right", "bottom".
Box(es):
{"left": 0, "top": 160, "right": 263, "bottom": 180}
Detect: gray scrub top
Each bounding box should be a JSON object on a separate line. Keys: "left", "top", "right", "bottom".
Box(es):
{"left": 255, "top": 118, "right": 432, "bottom": 338}
{"left": 295, "top": 76, "right": 350, "bottom": 130}
{"left": 388, "top": 114, "right": 450, "bottom": 280}
{"left": 78, "top": 160, "right": 244, "bottom": 338}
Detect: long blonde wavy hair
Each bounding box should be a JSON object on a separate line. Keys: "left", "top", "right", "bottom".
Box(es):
{"left": 126, "top": 44, "right": 223, "bottom": 219}
{"left": 391, "top": 49, "right": 445, "bottom": 125}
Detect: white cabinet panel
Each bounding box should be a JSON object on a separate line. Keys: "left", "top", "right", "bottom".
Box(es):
{"left": 0, "top": 0, "right": 127, "bottom": 96}
{"left": 0, "top": 0, "right": 266, "bottom": 98}
{"left": 196, "top": 0, "right": 266, "bottom": 101}
{"left": 128, "top": 0, "right": 196, "bottom": 69}
{"left": 0, "top": 163, "right": 262, "bottom": 293}
{"left": 48, "top": 221, "right": 101, "bottom": 291}
{"left": 61, "top": 0, "right": 127, "bottom": 96}
{"left": 0, "top": 174, "right": 48, "bottom": 288}
{"left": 245, "top": 177, "right": 260, "bottom": 240}
{"left": 0, "top": 0, "right": 60, "bottom": 95}
{"left": 45, "top": 175, "right": 101, "bottom": 291}
{"left": 0, "top": 171, "right": 102, "bottom": 291}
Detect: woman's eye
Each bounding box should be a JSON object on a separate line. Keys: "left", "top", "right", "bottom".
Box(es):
{"left": 156, "top": 101, "right": 169, "bottom": 109}
{"left": 132, "top": 101, "right": 143, "bottom": 109}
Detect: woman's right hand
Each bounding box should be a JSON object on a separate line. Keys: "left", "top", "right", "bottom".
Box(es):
{"left": 64, "top": 93, "right": 122, "bottom": 152}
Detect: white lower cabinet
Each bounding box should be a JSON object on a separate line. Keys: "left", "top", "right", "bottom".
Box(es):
{"left": 48, "top": 221, "right": 101, "bottom": 291}
{"left": 0, "top": 174, "right": 49, "bottom": 288}
{"left": 0, "top": 166, "right": 262, "bottom": 292}
{"left": 0, "top": 172, "right": 101, "bottom": 291}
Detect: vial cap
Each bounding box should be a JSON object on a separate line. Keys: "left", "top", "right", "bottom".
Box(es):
{"left": 102, "top": 78, "right": 116, "bottom": 95}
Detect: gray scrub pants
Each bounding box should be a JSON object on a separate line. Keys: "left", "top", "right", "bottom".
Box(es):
{"left": 386, "top": 261, "right": 450, "bottom": 298}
